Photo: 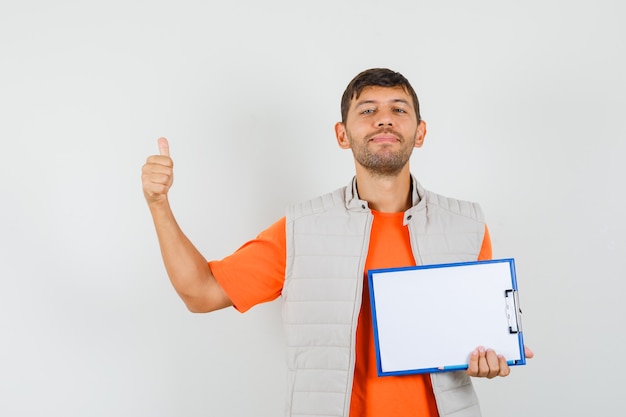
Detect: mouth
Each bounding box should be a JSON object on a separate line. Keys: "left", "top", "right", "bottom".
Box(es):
{"left": 368, "top": 133, "right": 400, "bottom": 143}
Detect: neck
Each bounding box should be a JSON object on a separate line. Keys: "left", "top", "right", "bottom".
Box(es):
{"left": 354, "top": 165, "right": 413, "bottom": 213}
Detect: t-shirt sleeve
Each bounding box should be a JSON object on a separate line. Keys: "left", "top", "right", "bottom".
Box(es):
{"left": 477, "top": 225, "right": 493, "bottom": 261}
{"left": 208, "top": 217, "right": 286, "bottom": 313}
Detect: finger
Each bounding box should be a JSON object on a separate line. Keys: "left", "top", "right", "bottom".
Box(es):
{"left": 144, "top": 172, "right": 172, "bottom": 186}
{"left": 158, "top": 137, "right": 170, "bottom": 157}
{"left": 143, "top": 183, "right": 170, "bottom": 201}
{"left": 145, "top": 155, "right": 174, "bottom": 169}
{"left": 466, "top": 348, "right": 479, "bottom": 376}
{"left": 477, "top": 347, "right": 490, "bottom": 377}
{"left": 484, "top": 349, "right": 500, "bottom": 378}
{"left": 497, "top": 354, "right": 511, "bottom": 377}
{"left": 143, "top": 159, "right": 173, "bottom": 174}
{"left": 524, "top": 345, "right": 534, "bottom": 359}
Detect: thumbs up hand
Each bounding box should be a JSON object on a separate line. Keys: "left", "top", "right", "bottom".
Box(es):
{"left": 142, "top": 137, "right": 174, "bottom": 205}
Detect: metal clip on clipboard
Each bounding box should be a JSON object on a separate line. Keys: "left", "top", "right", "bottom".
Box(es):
{"left": 505, "top": 289, "right": 523, "bottom": 334}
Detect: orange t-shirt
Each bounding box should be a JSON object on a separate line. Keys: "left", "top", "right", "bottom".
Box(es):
{"left": 209, "top": 212, "right": 492, "bottom": 417}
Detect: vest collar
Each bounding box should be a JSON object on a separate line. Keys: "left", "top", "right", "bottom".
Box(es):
{"left": 344, "top": 174, "right": 424, "bottom": 212}
{"left": 344, "top": 177, "right": 370, "bottom": 212}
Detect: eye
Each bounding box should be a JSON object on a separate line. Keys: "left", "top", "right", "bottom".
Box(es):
{"left": 361, "top": 108, "right": 375, "bottom": 115}
{"left": 394, "top": 108, "right": 407, "bottom": 113}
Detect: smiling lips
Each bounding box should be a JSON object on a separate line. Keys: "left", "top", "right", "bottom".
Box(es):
{"left": 369, "top": 134, "right": 400, "bottom": 143}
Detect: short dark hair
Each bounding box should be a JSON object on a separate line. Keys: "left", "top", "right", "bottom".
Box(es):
{"left": 340, "top": 68, "right": 421, "bottom": 124}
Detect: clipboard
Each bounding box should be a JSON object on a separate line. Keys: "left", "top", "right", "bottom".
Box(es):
{"left": 368, "top": 258, "right": 526, "bottom": 376}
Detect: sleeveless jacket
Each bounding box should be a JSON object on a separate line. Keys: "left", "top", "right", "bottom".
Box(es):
{"left": 283, "top": 175, "right": 486, "bottom": 417}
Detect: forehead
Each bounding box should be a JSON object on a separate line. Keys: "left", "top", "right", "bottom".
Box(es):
{"left": 351, "top": 85, "right": 413, "bottom": 107}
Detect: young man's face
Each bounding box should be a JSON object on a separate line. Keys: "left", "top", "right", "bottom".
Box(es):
{"left": 335, "top": 85, "right": 426, "bottom": 177}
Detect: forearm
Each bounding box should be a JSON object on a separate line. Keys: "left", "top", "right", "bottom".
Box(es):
{"left": 149, "top": 199, "right": 231, "bottom": 312}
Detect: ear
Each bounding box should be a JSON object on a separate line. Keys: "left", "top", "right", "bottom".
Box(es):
{"left": 335, "top": 122, "right": 351, "bottom": 149}
{"left": 414, "top": 120, "right": 427, "bottom": 148}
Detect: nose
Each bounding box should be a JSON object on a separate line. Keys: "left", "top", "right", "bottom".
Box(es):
{"left": 376, "top": 109, "right": 393, "bottom": 127}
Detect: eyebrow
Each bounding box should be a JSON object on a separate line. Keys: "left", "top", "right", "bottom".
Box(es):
{"left": 355, "top": 98, "right": 412, "bottom": 107}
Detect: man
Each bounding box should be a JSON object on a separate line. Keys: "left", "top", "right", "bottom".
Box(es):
{"left": 142, "top": 68, "right": 533, "bottom": 417}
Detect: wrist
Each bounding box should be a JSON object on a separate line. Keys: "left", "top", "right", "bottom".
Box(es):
{"left": 147, "top": 197, "right": 171, "bottom": 214}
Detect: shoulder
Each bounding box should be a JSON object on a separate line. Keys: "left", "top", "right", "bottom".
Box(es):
{"left": 286, "top": 186, "right": 348, "bottom": 222}
{"left": 422, "top": 189, "right": 485, "bottom": 223}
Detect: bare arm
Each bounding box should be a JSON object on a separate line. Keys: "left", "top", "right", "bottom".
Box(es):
{"left": 142, "top": 138, "right": 232, "bottom": 313}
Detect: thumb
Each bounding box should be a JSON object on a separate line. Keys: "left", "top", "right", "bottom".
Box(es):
{"left": 158, "top": 137, "right": 170, "bottom": 157}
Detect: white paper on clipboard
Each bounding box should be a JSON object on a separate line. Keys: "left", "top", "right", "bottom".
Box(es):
{"left": 368, "top": 258, "right": 526, "bottom": 376}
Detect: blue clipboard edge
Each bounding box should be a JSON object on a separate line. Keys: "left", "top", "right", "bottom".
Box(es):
{"left": 367, "top": 258, "right": 527, "bottom": 377}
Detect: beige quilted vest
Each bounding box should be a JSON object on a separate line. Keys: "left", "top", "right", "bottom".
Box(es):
{"left": 283, "top": 176, "right": 485, "bottom": 417}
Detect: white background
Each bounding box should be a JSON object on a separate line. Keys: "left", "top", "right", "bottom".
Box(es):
{"left": 1, "top": 1, "right": 624, "bottom": 416}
